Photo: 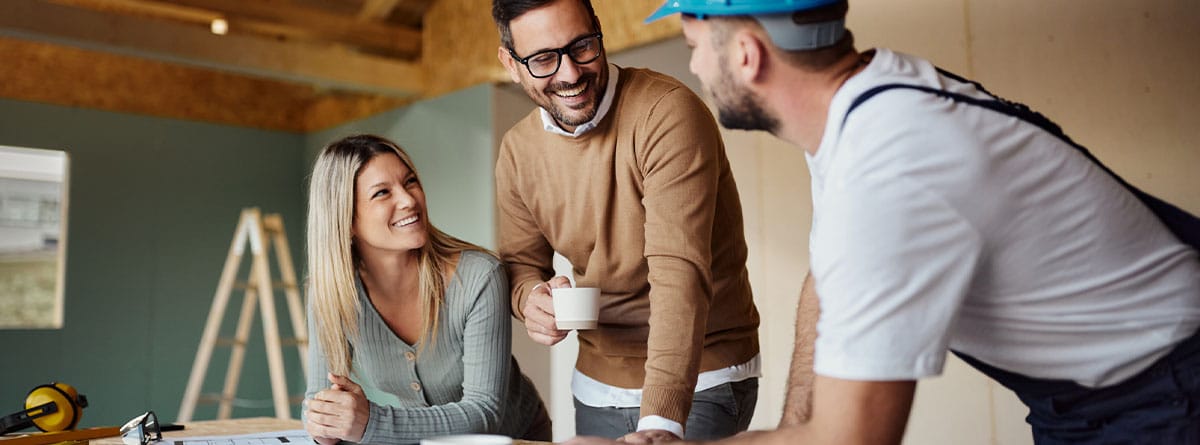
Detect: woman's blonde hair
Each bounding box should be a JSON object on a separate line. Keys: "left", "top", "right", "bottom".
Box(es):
{"left": 306, "top": 134, "right": 489, "bottom": 376}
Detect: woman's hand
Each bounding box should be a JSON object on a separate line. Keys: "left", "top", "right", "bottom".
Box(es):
{"left": 304, "top": 372, "right": 370, "bottom": 443}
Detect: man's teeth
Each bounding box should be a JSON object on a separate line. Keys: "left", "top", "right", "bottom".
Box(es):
{"left": 555, "top": 83, "right": 586, "bottom": 97}
{"left": 395, "top": 216, "right": 418, "bottom": 227}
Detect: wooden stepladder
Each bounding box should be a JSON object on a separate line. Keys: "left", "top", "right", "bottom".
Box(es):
{"left": 178, "top": 208, "right": 308, "bottom": 421}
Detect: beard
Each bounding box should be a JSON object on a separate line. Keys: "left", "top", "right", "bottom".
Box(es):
{"left": 708, "top": 62, "right": 779, "bottom": 133}
{"left": 524, "top": 68, "right": 607, "bottom": 129}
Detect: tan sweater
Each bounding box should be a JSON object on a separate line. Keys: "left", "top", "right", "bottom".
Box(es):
{"left": 496, "top": 67, "right": 760, "bottom": 425}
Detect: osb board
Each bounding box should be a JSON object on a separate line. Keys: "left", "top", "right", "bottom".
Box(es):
{"left": 593, "top": 0, "right": 681, "bottom": 53}
{"left": 0, "top": 37, "right": 405, "bottom": 133}
{"left": 422, "top": 0, "right": 681, "bottom": 97}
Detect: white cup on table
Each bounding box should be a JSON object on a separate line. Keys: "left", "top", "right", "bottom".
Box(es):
{"left": 551, "top": 287, "right": 600, "bottom": 330}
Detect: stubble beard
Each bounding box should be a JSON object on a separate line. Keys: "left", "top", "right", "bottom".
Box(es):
{"left": 547, "top": 73, "right": 599, "bottom": 126}
{"left": 711, "top": 61, "right": 779, "bottom": 134}
{"left": 526, "top": 66, "right": 607, "bottom": 129}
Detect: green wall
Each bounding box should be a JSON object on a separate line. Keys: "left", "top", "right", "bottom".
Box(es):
{"left": 0, "top": 98, "right": 308, "bottom": 427}
{"left": 0, "top": 84, "right": 497, "bottom": 429}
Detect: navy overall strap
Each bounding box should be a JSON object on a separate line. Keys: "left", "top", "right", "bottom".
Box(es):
{"left": 843, "top": 71, "right": 1200, "bottom": 250}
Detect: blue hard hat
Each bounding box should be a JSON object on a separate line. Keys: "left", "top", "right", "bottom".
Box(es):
{"left": 646, "top": 0, "right": 843, "bottom": 23}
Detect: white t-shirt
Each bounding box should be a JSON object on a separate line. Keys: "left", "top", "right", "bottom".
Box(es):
{"left": 808, "top": 48, "right": 1200, "bottom": 388}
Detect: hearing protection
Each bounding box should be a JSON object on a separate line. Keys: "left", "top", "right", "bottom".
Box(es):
{"left": 0, "top": 383, "right": 88, "bottom": 434}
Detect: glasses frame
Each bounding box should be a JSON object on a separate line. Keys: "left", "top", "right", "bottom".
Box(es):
{"left": 507, "top": 32, "right": 604, "bottom": 79}
{"left": 120, "top": 411, "right": 162, "bottom": 445}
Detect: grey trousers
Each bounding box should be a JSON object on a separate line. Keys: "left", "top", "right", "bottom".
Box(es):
{"left": 573, "top": 378, "right": 759, "bottom": 441}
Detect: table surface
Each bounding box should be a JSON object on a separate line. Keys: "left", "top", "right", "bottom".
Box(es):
{"left": 89, "top": 417, "right": 551, "bottom": 445}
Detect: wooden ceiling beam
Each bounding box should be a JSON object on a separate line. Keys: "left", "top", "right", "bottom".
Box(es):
{"left": 46, "top": 0, "right": 329, "bottom": 54}
{"left": 387, "top": 0, "right": 438, "bottom": 28}
{"left": 0, "top": 0, "right": 424, "bottom": 97}
{"left": 356, "top": 0, "right": 438, "bottom": 28}
{"left": 357, "top": 0, "right": 402, "bottom": 21}
{"left": 48, "top": 0, "right": 421, "bottom": 58}
{"left": 49, "top": 0, "right": 215, "bottom": 23}
{"left": 150, "top": 0, "right": 421, "bottom": 57}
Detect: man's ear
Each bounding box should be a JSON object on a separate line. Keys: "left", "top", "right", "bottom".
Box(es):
{"left": 498, "top": 46, "right": 522, "bottom": 84}
{"left": 733, "top": 30, "right": 768, "bottom": 84}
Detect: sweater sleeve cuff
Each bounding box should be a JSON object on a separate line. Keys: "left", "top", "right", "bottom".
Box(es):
{"left": 357, "top": 403, "right": 383, "bottom": 444}
{"left": 512, "top": 280, "right": 535, "bottom": 322}
{"left": 637, "top": 415, "right": 684, "bottom": 439}
{"left": 640, "top": 386, "right": 693, "bottom": 426}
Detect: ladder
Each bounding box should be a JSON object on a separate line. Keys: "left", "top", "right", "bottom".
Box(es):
{"left": 177, "top": 208, "right": 308, "bottom": 421}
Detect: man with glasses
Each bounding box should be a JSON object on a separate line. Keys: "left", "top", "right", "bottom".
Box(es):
{"left": 491, "top": 0, "right": 761, "bottom": 442}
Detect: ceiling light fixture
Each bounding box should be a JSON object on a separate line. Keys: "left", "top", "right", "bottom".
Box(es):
{"left": 210, "top": 18, "right": 228, "bottom": 35}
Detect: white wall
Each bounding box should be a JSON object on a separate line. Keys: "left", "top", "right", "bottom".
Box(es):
{"left": 495, "top": 1, "right": 1200, "bottom": 443}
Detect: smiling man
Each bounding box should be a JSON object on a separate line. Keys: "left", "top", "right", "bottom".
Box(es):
{"left": 491, "top": 0, "right": 762, "bottom": 441}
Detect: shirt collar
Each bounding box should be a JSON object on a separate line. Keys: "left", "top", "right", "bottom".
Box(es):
{"left": 539, "top": 64, "right": 619, "bottom": 138}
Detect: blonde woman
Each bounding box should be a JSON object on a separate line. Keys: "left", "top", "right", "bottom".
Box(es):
{"left": 303, "top": 135, "right": 550, "bottom": 444}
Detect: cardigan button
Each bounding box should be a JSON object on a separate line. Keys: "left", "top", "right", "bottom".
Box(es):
{"left": 410, "top": 382, "right": 421, "bottom": 392}
{"left": 405, "top": 351, "right": 416, "bottom": 361}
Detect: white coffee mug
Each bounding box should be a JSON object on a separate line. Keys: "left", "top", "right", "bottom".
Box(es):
{"left": 420, "top": 434, "right": 513, "bottom": 445}
{"left": 551, "top": 287, "right": 601, "bottom": 330}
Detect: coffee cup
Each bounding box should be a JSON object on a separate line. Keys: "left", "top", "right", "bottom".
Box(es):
{"left": 551, "top": 287, "right": 600, "bottom": 330}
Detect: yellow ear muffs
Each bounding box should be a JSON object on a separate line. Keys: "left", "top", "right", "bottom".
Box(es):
{"left": 0, "top": 382, "right": 88, "bottom": 434}
{"left": 28, "top": 382, "right": 87, "bottom": 432}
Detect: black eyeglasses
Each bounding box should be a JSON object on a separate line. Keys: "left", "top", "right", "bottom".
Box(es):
{"left": 508, "top": 32, "right": 603, "bottom": 78}
{"left": 121, "top": 411, "right": 162, "bottom": 445}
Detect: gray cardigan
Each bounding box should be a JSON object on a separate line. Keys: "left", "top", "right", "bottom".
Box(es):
{"left": 305, "top": 251, "right": 545, "bottom": 444}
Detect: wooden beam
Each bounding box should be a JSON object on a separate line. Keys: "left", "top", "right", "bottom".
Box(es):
{"left": 50, "top": 0, "right": 215, "bottom": 23}
{"left": 48, "top": 0, "right": 421, "bottom": 58}
{"left": 0, "top": 36, "right": 404, "bottom": 132}
{"left": 135, "top": 0, "right": 422, "bottom": 58}
{"left": 385, "top": 0, "right": 439, "bottom": 28}
{"left": 0, "top": 0, "right": 424, "bottom": 97}
{"left": 46, "top": 0, "right": 300, "bottom": 43}
{"left": 45, "top": 0, "right": 331, "bottom": 54}
{"left": 358, "top": 0, "right": 402, "bottom": 21}
{"left": 422, "top": 0, "right": 681, "bottom": 97}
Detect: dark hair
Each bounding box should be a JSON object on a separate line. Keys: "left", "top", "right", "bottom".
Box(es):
{"left": 492, "top": 0, "right": 598, "bottom": 50}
